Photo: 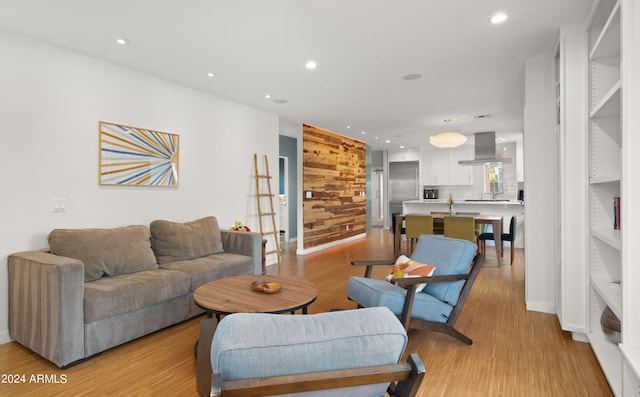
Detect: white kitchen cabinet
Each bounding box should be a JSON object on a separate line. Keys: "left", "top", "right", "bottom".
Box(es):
{"left": 421, "top": 147, "right": 472, "bottom": 186}
{"left": 448, "top": 147, "right": 474, "bottom": 185}
{"left": 388, "top": 149, "right": 420, "bottom": 162}
{"left": 420, "top": 149, "right": 448, "bottom": 185}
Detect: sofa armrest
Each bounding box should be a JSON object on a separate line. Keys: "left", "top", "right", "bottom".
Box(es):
{"left": 8, "top": 251, "right": 85, "bottom": 367}
{"left": 220, "top": 230, "right": 262, "bottom": 275}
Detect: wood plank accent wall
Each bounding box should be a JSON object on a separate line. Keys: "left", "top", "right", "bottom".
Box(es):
{"left": 303, "top": 124, "right": 367, "bottom": 249}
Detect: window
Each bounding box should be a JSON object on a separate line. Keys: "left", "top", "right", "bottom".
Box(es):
{"left": 484, "top": 162, "right": 503, "bottom": 193}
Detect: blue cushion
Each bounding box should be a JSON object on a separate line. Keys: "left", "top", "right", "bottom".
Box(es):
{"left": 211, "top": 307, "right": 407, "bottom": 397}
{"left": 346, "top": 276, "right": 454, "bottom": 323}
{"left": 410, "top": 235, "right": 476, "bottom": 305}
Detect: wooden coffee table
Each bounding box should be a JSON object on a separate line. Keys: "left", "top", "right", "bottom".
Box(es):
{"left": 194, "top": 274, "right": 318, "bottom": 320}
{"left": 193, "top": 275, "right": 318, "bottom": 376}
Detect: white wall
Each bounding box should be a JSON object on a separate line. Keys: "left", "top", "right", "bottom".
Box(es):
{"left": 0, "top": 30, "right": 279, "bottom": 344}
{"left": 524, "top": 51, "right": 557, "bottom": 314}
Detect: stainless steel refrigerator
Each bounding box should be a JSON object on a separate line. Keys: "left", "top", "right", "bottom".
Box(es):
{"left": 388, "top": 161, "right": 419, "bottom": 216}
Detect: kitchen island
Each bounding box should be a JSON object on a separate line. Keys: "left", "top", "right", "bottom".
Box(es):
{"left": 402, "top": 199, "right": 525, "bottom": 248}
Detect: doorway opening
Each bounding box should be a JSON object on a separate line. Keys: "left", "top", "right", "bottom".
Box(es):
{"left": 279, "top": 156, "right": 288, "bottom": 243}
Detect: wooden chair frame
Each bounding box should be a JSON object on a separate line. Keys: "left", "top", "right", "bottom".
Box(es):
{"left": 196, "top": 319, "right": 426, "bottom": 397}
{"left": 351, "top": 252, "right": 484, "bottom": 345}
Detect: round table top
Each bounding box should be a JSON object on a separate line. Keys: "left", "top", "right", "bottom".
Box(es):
{"left": 193, "top": 274, "right": 318, "bottom": 316}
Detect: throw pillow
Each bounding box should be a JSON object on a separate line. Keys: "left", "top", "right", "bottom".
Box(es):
{"left": 48, "top": 225, "right": 158, "bottom": 282}
{"left": 150, "top": 216, "right": 224, "bottom": 264}
{"left": 386, "top": 255, "right": 436, "bottom": 293}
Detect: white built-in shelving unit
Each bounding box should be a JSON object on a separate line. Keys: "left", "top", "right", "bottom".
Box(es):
{"left": 587, "top": 0, "right": 640, "bottom": 395}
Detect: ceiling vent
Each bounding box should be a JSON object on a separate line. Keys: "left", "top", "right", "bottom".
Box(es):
{"left": 473, "top": 114, "right": 492, "bottom": 120}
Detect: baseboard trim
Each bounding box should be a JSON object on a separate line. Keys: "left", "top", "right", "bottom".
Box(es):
{"left": 526, "top": 300, "right": 556, "bottom": 314}
{"left": 296, "top": 234, "right": 367, "bottom": 255}
{"left": 0, "top": 330, "right": 12, "bottom": 345}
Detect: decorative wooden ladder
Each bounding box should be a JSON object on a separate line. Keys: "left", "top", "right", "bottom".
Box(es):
{"left": 253, "top": 153, "right": 281, "bottom": 269}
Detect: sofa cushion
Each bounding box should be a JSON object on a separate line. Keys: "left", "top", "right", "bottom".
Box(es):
{"left": 159, "top": 253, "right": 254, "bottom": 292}
{"left": 346, "top": 276, "right": 454, "bottom": 324}
{"left": 48, "top": 225, "right": 158, "bottom": 282}
{"left": 150, "top": 216, "right": 224, "bottom": 264}
{"left": 84, "top": 268, "right": 190, "bottom": 323}
{"left": 411, "top": 234, "right": 477, "bottom": 305}
{"left": 211, "top": 307, "right": 407, "bottom": 397}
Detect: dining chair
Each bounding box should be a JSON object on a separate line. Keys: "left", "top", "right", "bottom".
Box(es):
{"left": 443, "top": 216, "right": 477, "bottom": 243}
{"left": 392, "top": 212, "right": 407, "bottom": 253}
{"left": 405, "top": 214, "right": 433, "bottom": 256}
{"left": 430, "top": 211, "right": 448, "bottom": 235}
{"left": 479, "top": 215, "right": 516, "bottom": 265}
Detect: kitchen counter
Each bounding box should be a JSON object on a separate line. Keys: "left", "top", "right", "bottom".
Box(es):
{"left": 402, "top": 199, "right": 525, "bottom": 248}
{"left": 404, "top": 199, "right": 524, "bottom": 206}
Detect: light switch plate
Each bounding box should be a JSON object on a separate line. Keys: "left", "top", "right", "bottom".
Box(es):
{"left": 52, "top": 198, "right": 67, "bottom": 213}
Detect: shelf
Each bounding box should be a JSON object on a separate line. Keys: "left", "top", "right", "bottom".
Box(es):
{"left": 620, "top": 344, "right": 640, "bottom": 380}
{"left": 589, "top": 0, "right": 621, "bottom": 61}
{"left": 586, "top": 0, "right": 626, "bottom": 393}
{"left": 592, "top": 227, "right": 622, "bottom": 250}
{"left": 589, "top": 173, "right": 621, "bottom": 184}
{"left": 592, "top": 276, "right": 622, "bottom": 318}
{"left": 589, "top": 329, "right": 623, "bottom": 396}
{"left": 590, "top": 80, "right": 621, "bottom": 119}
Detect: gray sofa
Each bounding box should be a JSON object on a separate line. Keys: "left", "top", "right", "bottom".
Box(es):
{"left": 8, "top": 216, "right": 262, "bottom": 368}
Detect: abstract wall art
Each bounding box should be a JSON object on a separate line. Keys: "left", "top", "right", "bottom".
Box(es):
{"left": 99, "top": 121, "right": 179, "bottom": 187}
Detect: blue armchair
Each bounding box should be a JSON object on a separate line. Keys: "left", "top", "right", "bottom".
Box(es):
{"left": 347, "top": 234, "right": 484, "bottom": 345}
{"left": 196, "top": 307, "right": 425, "bottom": 396}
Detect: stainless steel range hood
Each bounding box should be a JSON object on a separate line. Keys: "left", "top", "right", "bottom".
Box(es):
{"left": 458, "top": 131, "right": 512, "bottom": 165}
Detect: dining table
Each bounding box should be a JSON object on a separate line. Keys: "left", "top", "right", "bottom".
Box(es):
{"left": 394, "top": 213, "right": 504, "bottom": 266}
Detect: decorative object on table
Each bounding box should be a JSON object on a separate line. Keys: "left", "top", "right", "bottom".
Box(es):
{"left": 99, "top": 121, "right": 179, "bottom": 187}
{"left": 230, "top": 221, "right": 250, "bottom": 232}
{"left": 600, "top": 305, "right": 621, "bottom": 344}
{"left": 250, "top": 279, "right": 282, "bottom": 294}
{"left": 447, "top": 193, "right": 453, "bottom": 215}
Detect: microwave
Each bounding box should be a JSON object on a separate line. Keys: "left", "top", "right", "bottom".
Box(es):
{"left": 424, "top": 188, "right": 439, "bottom": 199}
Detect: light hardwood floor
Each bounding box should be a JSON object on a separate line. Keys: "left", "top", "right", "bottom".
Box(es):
{"left": 0, "top": 229, "right": 612, "bottom": 396}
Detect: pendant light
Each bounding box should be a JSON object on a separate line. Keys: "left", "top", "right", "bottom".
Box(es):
{"left": 429, "top": 118, "right": 467, "bottom": 148}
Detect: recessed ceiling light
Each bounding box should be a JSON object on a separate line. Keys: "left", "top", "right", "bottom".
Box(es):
{"left": 361, "top": 131, "right": 366, "bottom": 135}
{"left": 490, "top": 13, "right": 508, "bottom": 24}
{"left": 305, "top": 60, "right": 317, "bottom": 70}
{"left": 116, "top": 38, "right": 128, "bottom": 45}
{"left": 375, "top": 137, "right": 379, "bottom": 140}
{"left": 346, "top": 125, "right": 351, "bottom": 129}
{"left": 402, "top": 73, "right": 422, "bottom": 80}
{"left": 385, "top": 140, "right": 391, "bottom": 144}
{"left": 265, "top": 94, "right": 271, "bottom": 99}
{"left": 207, "top": 72, "right": 215, "bottom": 78}
{"left": 400, "top": 145, "right": 405, "bottom": 149}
